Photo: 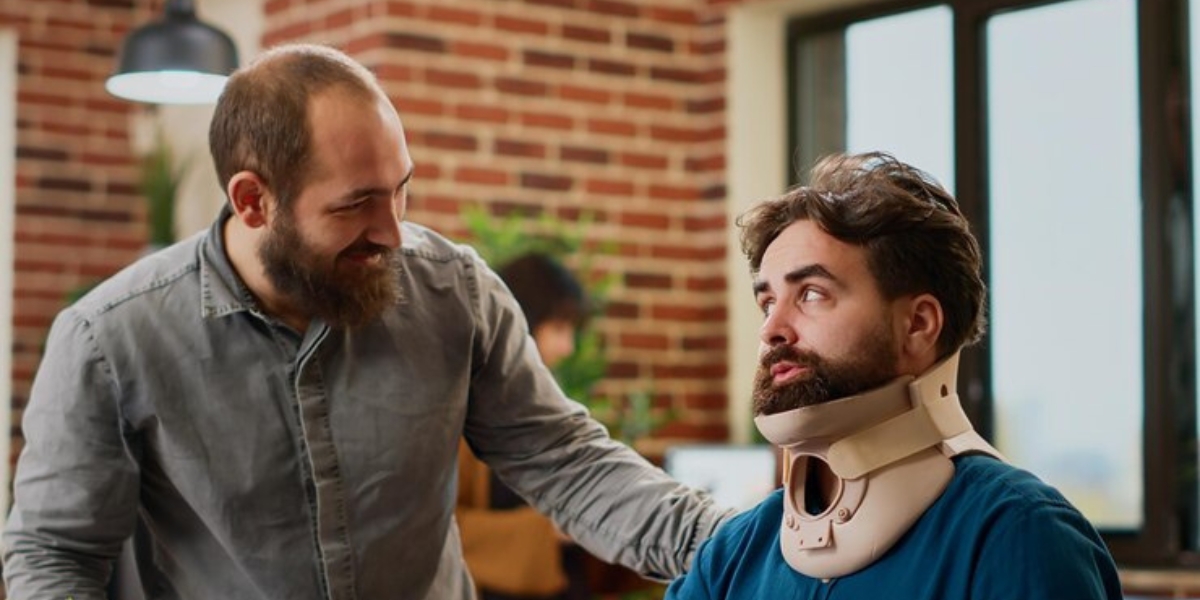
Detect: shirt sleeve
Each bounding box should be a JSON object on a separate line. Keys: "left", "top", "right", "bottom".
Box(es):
{"left": 460, "top": 251, "right": 734, "bottom": 581}
{"left": 3, "top": 308, "right": 141, "bottom": 599}
{"left": 970, "top": 494, "right": 1123, "bottom": 600}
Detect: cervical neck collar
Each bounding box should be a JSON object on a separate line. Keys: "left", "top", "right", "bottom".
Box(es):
{"left": 753, "top": 351, "right": 1003, "bottom": 579}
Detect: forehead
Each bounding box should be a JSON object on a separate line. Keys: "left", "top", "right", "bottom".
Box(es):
{"left": 306, "top": 88, "right": 412, "bottom": 175}
{"left": 758, "top": 220, "right": 874, "bottom": 287}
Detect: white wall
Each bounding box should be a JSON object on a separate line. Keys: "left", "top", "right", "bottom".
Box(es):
{"left": 0, "top": 28, "right": 16, "bottom": 525}
{"left": 725, "top": 0, "right": 873, "bottom": 442}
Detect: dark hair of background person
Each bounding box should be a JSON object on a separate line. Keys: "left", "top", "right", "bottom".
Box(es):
{"left": 498, "top": 253, "right": 587, "bottom": 332}
{"left": 737, "top": 151, "right": 986, "bottom": 359}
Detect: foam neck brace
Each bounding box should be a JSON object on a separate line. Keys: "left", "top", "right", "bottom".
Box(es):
{"left": 753, "top": 351, "right": 1003, "bottom": 579}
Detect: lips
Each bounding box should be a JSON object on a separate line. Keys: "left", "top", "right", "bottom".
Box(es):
{"left": 770, "top": 361, "right": 808, "bottom": 384}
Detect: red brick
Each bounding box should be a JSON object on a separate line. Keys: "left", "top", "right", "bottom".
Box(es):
{"left": 652, "top": 186, "right": 700, "bottom": 202}
{"left": 620, "top": 152, "right": 668, "bottom": 170}
{"left": 562, "top": 24, "right": 611, "bottom": 44}
{"left": 495, "top": 15, "right": 549, "bottom": 35}
{"left": 414, "top": 163, "right": 442, "bottom": 180}
{"left": 586, "top": 0, "right": 639, "bottom": 17}
{"left": 80, "top": 152, "right": 133, "bottom": 167}
{"left": 606, "top": 362, "right": 640, "bottom": 379}
{"left": 625, "top": 272, "right": 672, "bottom": 289}
{"left": 327, "top": 7, "right": 355, "bottom": 29}
{"left": 524, "top": 49, "right": 575, "bottom": 69}
{"left": 626, "top": 32, "right": 675, "bottom": 53}
{"left": 624, "top": 92, "right": 674, "bottom": 110}
{"left": 559, "top": 84, "right": 610, "bottom": 104}
{"left": 455, "top": 167, "right": 509, "bottom": 186}
{"left": 619, "top": 211, "right": 669, "bottom": 229}
{"left": 588, "top": 58, "right": 637, "bottom": 77}
{"left": 586, "top": 179, "right": 635, "bottom": 196}
{"left": 606, "top": 301, "right": 640, "bottom": 319}
{"left": 652, "top": 245, "right": 724, "bottom": 261}
{"left": 16, "top": 146, "right": 69, "bottom": 162}
{"left": 456, "top": 104, "right": 509, "bottom": 124}
{"left": 587, "top": 118, "right": 637, "bottom": 137}
{"left": 385, "top": 0, "right": 419, "bottom": 17}
{"left": 394, "top": 96, "right": 444, "bottom": 116}
{"left": 346, "top": 34, "right": 389, "bottom": 54}
{"left": 685, "top": 155, "right": 725, "bottom": 172}
{"left": 560, "top": 146, "right": 608, "bottom": 164}
{"left": 521, "top": 173, "right": 573, "bottom": 191}
{"left": 419, "top": 132, "right": 477, "bottom": 151}
{"left": 375, "top": 64, "right": 416, "bottom": 82}
{"left": 497, "top": 77, "right": 548, "bottom": 97}
{"left": 452, "top": 41, "right": 509, "bottom": 61}
{"left": 649, "top": 7, "right": 697, "bottom": 24}
{"left": 520, "top": 112, "right": 574, "bottom": 130}
{"left": 427, "top": 5, "right": 483, "bottom": 26}
{"left": 652, "top": 363, "right": 727, "bottom": 380}
{"left": 687, "top": 97, "right": 725, "bottom": 114}
{"left": 386, "top": 32, "right": 446, "bottom": 53}
{"left": 682, "top": 336, "right": 727, "bottom": 351}
{"left": 264, "top": 0, "right": 291, "bottom": 14}
{"left": 425, "top": 68, "right": 482, "bottom": 89}
{"left": 620, "top": 333, "right": 670, "bottom": 350}
{"left": 681, "top": 393, "right": 726, "bottom": 410}
{"left": 686, "top": 276, "right": 725, "bottom": 292}
{"left": 684, "top": 215, "right": 726, "bottom": 231}
{"left": 417, "top": 194, "right": 463, "bottom": 215}
{"left": 690, "top": 38, "right": 726, "bottom": 56}
{"left": 652, "top": 304, "right": 726, "bottom": 322}
{"left": 495, "top": 139, "right": 546, "bottom": 158}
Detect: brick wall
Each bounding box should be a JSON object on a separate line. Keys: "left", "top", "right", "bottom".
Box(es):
{"left": 3, "top": 0, "right": 750, "bottom": 463}
{"left": 2, "top": 0, "right": 161, "bottom": 465}
{"left": 260, "top": 0, "right": 737, "bottom": 448}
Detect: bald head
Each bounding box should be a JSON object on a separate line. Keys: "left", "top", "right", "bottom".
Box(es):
{"left": 209, "top": 43, "right": 390, "bottom": 210}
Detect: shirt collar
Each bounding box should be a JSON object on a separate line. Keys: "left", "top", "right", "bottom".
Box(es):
{"left": 199, "top": 204, "right": 261, "bottom": 319}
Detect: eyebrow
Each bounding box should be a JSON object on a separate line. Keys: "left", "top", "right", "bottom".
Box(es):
{"left": 752, "top": 263, "right": 839, "bottom": 295}
{"left": 335, "top": 165, "right": 416, "bottom": 205}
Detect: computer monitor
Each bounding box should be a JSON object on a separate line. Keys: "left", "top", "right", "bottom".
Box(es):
{"left": 664, "top": 444, "right": 778, "bottom": 512}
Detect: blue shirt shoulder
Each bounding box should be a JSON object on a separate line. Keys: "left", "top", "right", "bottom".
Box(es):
{"left": 668, "top": 455, "right": 1123, "bottom": 600}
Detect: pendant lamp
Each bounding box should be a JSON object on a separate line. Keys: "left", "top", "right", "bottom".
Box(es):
{"left": 106, "top": 0, "right": 239, "bottom": 105}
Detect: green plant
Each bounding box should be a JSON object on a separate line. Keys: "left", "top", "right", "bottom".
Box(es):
{"left": 459, "top": 205, "right": 670, "bottom": 444}
{"left": 140, "top": 131, "right": 188, "bottom": 247}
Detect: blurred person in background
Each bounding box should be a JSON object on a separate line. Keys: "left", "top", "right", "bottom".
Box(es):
{"left": 458, "top": 252, "right": 593, "bottom": 600}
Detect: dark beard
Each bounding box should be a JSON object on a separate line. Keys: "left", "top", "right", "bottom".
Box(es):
{"left": 257, "top": 208, "right": 402, "bottom": 329}
{"left": 752, "top": 325, "right": 899, "bottom": 416}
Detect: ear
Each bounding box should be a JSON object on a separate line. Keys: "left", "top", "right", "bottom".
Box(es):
{"left": 898, "top": 293, "right": 944, "bottom": 364}
{"left": 226, "top": 171, "right": 273, "bottom": 229}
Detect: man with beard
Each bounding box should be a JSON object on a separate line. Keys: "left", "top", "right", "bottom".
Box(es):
{"left": 3, "top": 44, "right": 732, "bottom": 599}
{"left": 664, "top": 152, "right": 1122, "bottom": 600}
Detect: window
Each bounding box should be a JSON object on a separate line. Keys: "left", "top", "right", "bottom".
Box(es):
{"left": 789, "top": 0, "right": 1193, "bottom": 565}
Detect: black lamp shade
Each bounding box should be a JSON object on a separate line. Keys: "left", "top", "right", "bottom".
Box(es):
{"left": 106, "top": 0, "right": 239, "bottom": 105}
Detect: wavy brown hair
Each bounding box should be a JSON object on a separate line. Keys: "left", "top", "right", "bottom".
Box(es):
{"left": 738, "top": 152, "right": 986, "bottom": 358}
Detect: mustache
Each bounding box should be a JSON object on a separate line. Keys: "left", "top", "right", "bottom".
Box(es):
{"left": 340, "top": 242, "right": 393, "bottom": 260}
{"left": 760, "top": 344, "right": 807, "bottom": 369}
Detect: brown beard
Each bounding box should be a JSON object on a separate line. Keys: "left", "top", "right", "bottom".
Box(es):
{"left": 752, "top": 322, "right": 899, "bottom": 416}
{"left": 258, "top": 207, "right": 402, "bottom": 329}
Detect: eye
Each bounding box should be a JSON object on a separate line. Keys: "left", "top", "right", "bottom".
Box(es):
{"left": 800, "top": 287, "right": 827, "bottom": 303}
{"left": 757, "top": 297, "right": 775, "bottom": 317}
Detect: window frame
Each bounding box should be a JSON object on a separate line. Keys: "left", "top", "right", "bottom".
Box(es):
{"left": 786, "top": 0, "right": 1196, "bottom": 567}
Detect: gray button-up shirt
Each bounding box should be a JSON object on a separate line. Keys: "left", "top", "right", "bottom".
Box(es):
{"left": 3, "top": 213, "right": 730, "bottom": 599}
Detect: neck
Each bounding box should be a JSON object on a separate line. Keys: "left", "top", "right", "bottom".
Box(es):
{"left": 222, "top": 216, "right": 311, "bottom": 333}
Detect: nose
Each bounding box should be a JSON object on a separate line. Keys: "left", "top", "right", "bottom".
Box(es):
{"left": 760, "top": 303, "right": 798, "bottom": 348}
{"left": 367, "top": 195, "right": 404, "bottom": 250}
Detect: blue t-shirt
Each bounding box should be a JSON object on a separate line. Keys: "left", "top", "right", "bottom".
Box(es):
{"left": 667, "top": 455, "right": 1122, "bottom": 600}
